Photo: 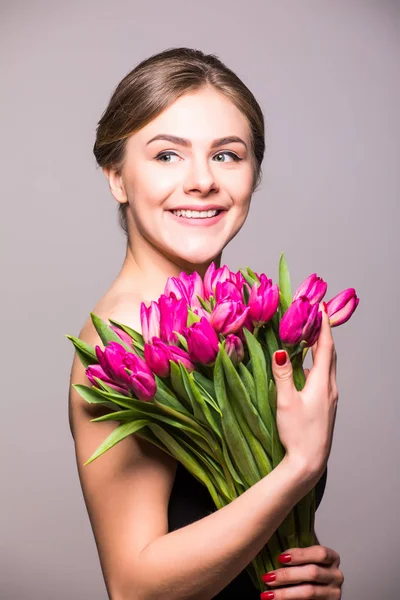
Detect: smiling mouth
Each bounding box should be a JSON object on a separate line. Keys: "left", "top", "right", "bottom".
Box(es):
{"left": 169, "top": 209, "right": 221, "bottom": 219}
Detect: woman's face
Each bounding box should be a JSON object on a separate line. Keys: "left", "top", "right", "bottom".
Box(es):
{"left": 106, "top": 85, "right": 256, "bottom": 268}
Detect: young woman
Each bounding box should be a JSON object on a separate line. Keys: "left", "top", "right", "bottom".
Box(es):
{"left": 68, "top": 47, "right": 344, "bottom": 600}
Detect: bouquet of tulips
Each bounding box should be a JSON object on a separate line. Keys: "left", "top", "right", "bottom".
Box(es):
{"left": 67, "top": 253, "right": 358, "bottom": 591}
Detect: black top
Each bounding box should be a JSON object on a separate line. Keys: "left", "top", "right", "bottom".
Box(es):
{"left": 168, "top": 462, "right": 327, "bottom": 599}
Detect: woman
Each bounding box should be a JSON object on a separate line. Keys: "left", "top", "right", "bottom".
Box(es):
{"left": 68, "top": 47, "right": 344, "bottom": 599}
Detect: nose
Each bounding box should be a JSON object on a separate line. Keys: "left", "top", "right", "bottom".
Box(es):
{"left": 183, "top": 155, "right": 219, "bottom": 196}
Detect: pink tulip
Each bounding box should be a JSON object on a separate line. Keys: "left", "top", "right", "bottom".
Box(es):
{"left": 214, "top": 280, "right": 243, "bottom": 303}
{"left": 326, "top": 288, "right": 359, "bottom": 326}
{"left": 86, "top": 364, "right": 128, "bottom": 394}
{"left": 159, "top": 294, "right": 188, "bottom": 345}
{"left": 95, "top": 342, "right": 156, "bottom": 401}
{"left": 248, "top": 274, "right": 279, "bottom": 326}
{"left": 184, "top": 317, "right": 220, "bottom": 365}
{"left": 210, "top": 300, "right": 250, "bottom": 335}
{"left": 140, "top": 301, "right": 160, "bottom": 344}
{"left": 224, "top": 334, "right": 244, "bottom": 366}
{"left": 292, "top": 273, "right": 327, "bottom": 305}
{"left": 279, "top": 297, "right": 322, "bottom": 346}
{"left": 164, "top": 272, "right": 204, "bottom": 309}
{"left": 144, "top": 337, "right": 195, "bottom": 377}
{"left": 203, "top": 263, "right": 235, "bottom": 299}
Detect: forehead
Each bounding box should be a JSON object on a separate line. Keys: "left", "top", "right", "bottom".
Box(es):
{"left": 134, "top": 86, "right": 251, "bottom": 144}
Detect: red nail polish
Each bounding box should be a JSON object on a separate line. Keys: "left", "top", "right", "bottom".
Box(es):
{"left": 323, "top": 302, "right": 327, "bottom": 314}
{"left": 260, "top": 592, "right": 275, "bottom": 599}
{"left": 262, "top": 572, "right": 276, "bottom": 583}
{"left": 278, "top": 553, "right": 292, "bottom": 563}
{"left": 275, "top": 350, "right": 287, "bottom": 366}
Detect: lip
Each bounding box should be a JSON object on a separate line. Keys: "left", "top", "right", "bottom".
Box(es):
{"left": 167, "top": 209, "right": 226, "bottom": 227}
{"left": 167, "top": 205, "right": 227, "bottom": 212}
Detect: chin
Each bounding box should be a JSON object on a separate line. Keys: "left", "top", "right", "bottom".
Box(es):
{"left": 169, "top": 241, "right": 224, "bottom": 268}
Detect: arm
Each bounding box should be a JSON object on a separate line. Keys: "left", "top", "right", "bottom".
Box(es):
{"left": 71, "top": 359, "right": 317, "bottom": 600}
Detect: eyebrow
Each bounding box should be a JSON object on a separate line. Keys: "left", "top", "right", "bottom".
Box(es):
{"left": 146, "top": 134, "right": 248, "bottom": 150}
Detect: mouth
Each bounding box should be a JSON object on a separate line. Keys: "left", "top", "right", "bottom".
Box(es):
{"left": 167, "top": 207, "right": 226, "bottom": 227}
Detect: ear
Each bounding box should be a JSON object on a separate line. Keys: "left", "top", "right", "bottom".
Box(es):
{"left": 102, "top": 167, "right": 128, "bottom": 205}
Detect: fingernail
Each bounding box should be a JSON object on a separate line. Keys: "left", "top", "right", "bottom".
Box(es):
{"left": 323, "top": 302, "right": 327, "bottom": 314}
{"left": 275, "top": 350, "right": 287, "bottom": 366}
{"left": 262, "top": 572, "right": 276, "bottom": 583}
{"left": 260, "top": 592, "right": 275, "bottom": 599}
{"left": 278, "top": 553, "right": 292, "bottom": 563}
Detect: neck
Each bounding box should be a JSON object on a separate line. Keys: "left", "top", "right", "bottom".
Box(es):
{"left": 115, "top": 233, "right": 222, "bottom": 306}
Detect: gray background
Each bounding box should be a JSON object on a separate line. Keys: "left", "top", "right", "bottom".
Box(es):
{"left": 2, "top": 1, "right": 399, "bottom": 598}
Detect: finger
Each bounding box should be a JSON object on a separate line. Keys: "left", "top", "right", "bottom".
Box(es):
{"left": 271, "top": 350, "right": 297, "bottom": 401}
{"left": 330, "top": 347, "right": 338, "bottom": 396}
{"left": 260, "top": 583, "right": 329, "bottom": 598}
{"left": 262, "top": 564, "right": 334, "bottom": 588}
{"left": 311, "top": 304, "right": 335, "bottom": 379}
{"left": 278, "top": 545, "right": 340, "bottom": 567}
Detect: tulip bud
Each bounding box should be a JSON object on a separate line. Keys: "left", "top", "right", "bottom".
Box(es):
{"left": 164, "top": 272, "right": 205, "bottom": 309}
{"left": 159, "top": 294, "right": 188, "bottom": 345}
{"left": 203, "top": 263, "right": 236, "bottom": 299}
{"left": 184, "top": 317, "right": 220, "bottom": 365}
{"left": 279, "top": 297, "right": 322, "bottom": 346}
{"left": 210, "top": 300, "right": 250, "bottom": 336}
{"left": 95, "top": 342, "right": 156, "bottom": 401}
{"left": 326, "top": 288, "right": 359, "bottom": 326}
{"left": 86, "top": 364, "right": 128, "bottom": 394}
{"left": 110, "top": 325, "right": 134, "bottom": 347}
{"left": 248, "top": 275, "right": 279, "bottom": 326}
{"left": 144, "top": 337, "right": 195, "bottom": 377}
{"left": 224, "top": 334, "right": 244, "bottom": 366}
{"left": 140, "top": 301, "right": 160, "bottom": 344}
{"left": 292, "top": 273, "right": 327, "bottom": 305}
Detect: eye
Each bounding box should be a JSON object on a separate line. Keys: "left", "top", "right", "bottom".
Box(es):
{"left": 213, "top": 151, "right": 242, "bottom": 163}
{"left": 155, "top": 151, "right": 180, "bottom": 163}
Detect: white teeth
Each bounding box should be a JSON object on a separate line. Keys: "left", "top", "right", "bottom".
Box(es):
{"left": 171, "top": 209, "right": 219, "bottom": 218}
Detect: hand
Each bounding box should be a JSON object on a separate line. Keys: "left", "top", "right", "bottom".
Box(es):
{"left": 271, "top": 303, "right": 338, "bottom": 480}
{"left": 260, "top": 545, "right": 344, "bottom": 599}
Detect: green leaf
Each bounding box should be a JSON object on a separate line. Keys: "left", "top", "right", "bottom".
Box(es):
{"left": 187, "top": 309, "right": 201, "bottom": 326}
{"left": 246, "top": 267, "right": 261, "bottom": 283}
{"left": 66, "top": 335, "right": 97, "bottom": 368}
{"left": 175, "top": 332, "right": 189, "bottom": 352}
{"left": 90, "top": 313, "right": 133, "bottom": 353}
{"left": 197, "top": 295, "right": 211, "bottom": 312}
{"left": 148, "top": 424, "right": 223, "bottom": 509}
{"left": 264, "top": 322, "right": 280, "bottom": 356}
{"left": 107, "top": 319, "right": 144, "bottom": 350}
{"left": 242, "top": 282, "right": 250, "bottom": 305}
{"left": 278, "top": 253, "right": 292, "bottom": 313}
{"left": 83, "top": 419, "right": 151, "bottom": 465}
{"left": 221, "top": 347, "right": 272, "bottom": 475}
{"left": 169, "top": 361, "right": 192, "bottom": 410}
{"left": 268, "top": 379, "right": 277, "bottom": 420}
{"left": 180, "top": 364, "right": 221, "bottom": 440}
{"left": 214, "top": 351, "right": 260, "bottom": 488}
{"left": 239, "top": 268, "right": 257, "bottom": 288}
{"left": 237, "top": 363, "right": 256, "bottom": 407}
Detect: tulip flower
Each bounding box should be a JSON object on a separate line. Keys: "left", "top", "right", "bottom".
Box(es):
{"left": 279, "top": 297, "right": 322, "bottom": 346}
{"left": 214, "top": 280, "right": 242, "bottom": 303}
{"left": 210, "top": 300, "right": 250, "bottom": 336}
{"left": 292, "top": 273, "right": 327, "bottom": 305}
{"left": 140, "top": 301, "right": 160, "bottom": 344}
{"left": 144, "top": 337, "right": 195, "bottom": 377}
{"left": 248, "top": 275, "right": 279, "bottom": 327}
{"left": 86, "top": 363, "right": 128, "bottom": 395}
{"left": 164, "top": 272, "right": 204, "bottom": 309}
{"left": 159, "top": 294, "right": 188, "bottom": 345}
{"left": 224, "top": 334, "right": 244, "bottom": 366}
{"left": 95, "top": 342, "right": 156, "bottom": 401}
{"left": 184, "top": 317, "right": 220, "bottom": 365}
{"left": 204, "top": 263, "right": 236, "bottom": 299}
{"left": 326, "top": 288, "right": 359, "bottom": 326}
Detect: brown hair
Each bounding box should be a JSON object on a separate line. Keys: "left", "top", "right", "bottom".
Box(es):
{"left": 93, "top": 47, "right": 265, "bottom": 238}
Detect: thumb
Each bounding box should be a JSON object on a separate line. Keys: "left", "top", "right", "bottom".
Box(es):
{"left": 272, "top": 350, "right": 296, "bottom": 398}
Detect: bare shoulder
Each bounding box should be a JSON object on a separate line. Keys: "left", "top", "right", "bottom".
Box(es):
{"left": 68, "top": 290, "right": 177, "bottom": 597}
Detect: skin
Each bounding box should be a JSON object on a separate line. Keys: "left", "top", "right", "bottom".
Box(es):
{"left": 98, "top": 85, "right": 343, "bottom": 598}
